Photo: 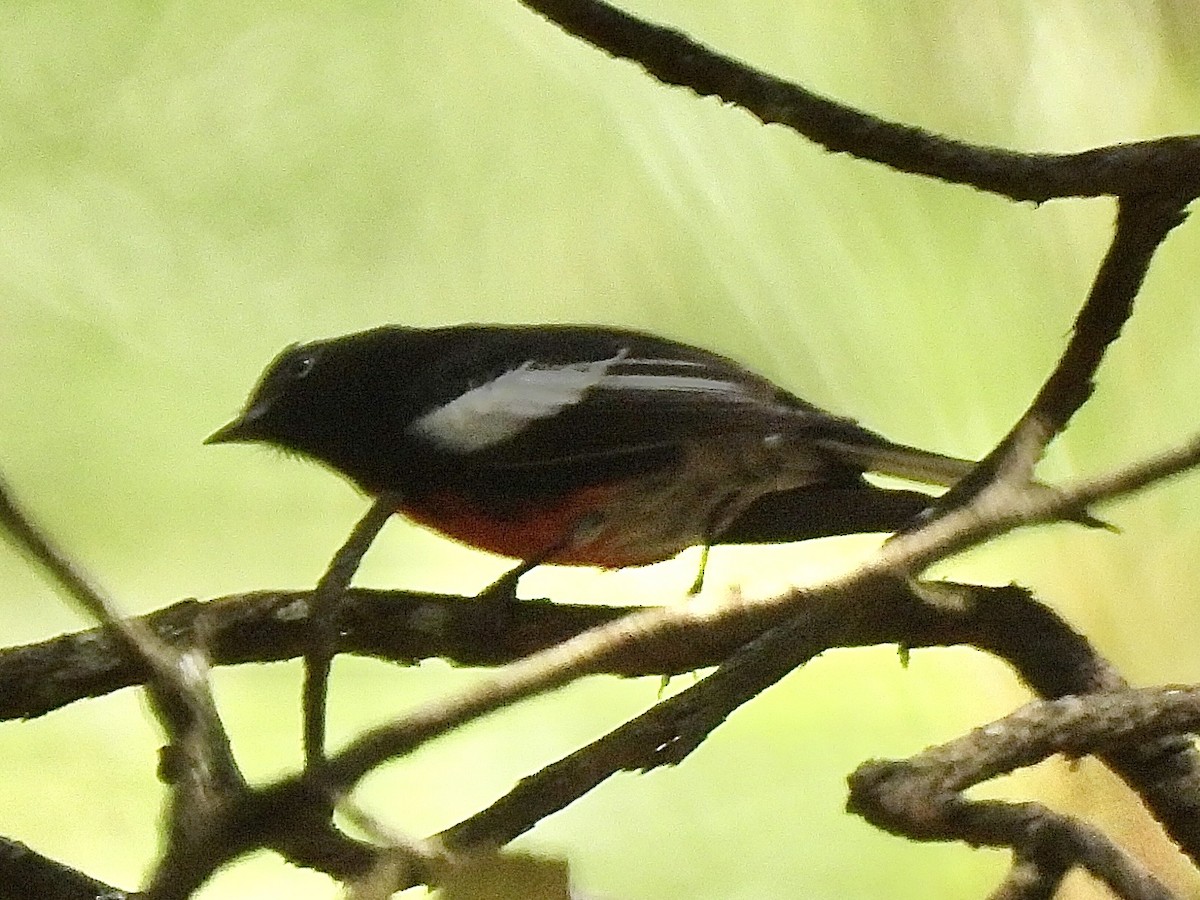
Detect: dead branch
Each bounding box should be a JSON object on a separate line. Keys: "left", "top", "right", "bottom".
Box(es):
{"left": 2, "top": 2, "right": 1198, "bottom": 898}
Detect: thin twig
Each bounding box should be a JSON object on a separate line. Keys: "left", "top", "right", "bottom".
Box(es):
{"left": 516, "top": 0, "right": 1200, "bottom": 201}
{"left": 932, "top": 193, "right": 1190, "bottom": 514}
{"left": 0, "top": 475, "right": 226, "bottom": 743}
{"left": 304, "top": 496, "right": 397, "bottom": 772}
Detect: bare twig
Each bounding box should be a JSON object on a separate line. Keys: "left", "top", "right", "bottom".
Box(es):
{"left": 0, "top": 475, "right": 247, "bottom": 898}
{"left": 297, "top": 495, "right": 444, "bottom": 891}
{"left": 0, "top": 477, "right": 222, "bottom": 737}
{"left": 873, "top": 430, "right": 1200, "bottom": 576}
{"left": 515, "top": 0, "right": 1200, "bottom": 201}
{"left": 847, "top": 685, "right": 1200, "bottom": 900}
{"left": 432, "top": 582, "right": 1200, "bottom": 865}
{"left": 934, "top": 193, "right": 1191, "bottom": 515}
{"left": 304, "top": 496, "right": 398, "bottom": 771}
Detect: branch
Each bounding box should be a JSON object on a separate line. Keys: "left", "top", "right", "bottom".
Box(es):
{"left": 847, "top": 686, "right": 1200, "bottom": 900}
{"left": 0, "top": 590, "right": 633, "bottom": 721}
{"left": 0, "top": 836, "right": 127, "bottom": 900}
{"left": 0, "top": 477, "right": 234, "bottom": 771}
{"left": 304, "top": 496, "right": 397, "bottom": 770}
{"left": 435, "top": 583, "right": 1200, "bottom": 857}
{"left": 934, "top": 193, "right": 1190, "bottom": 514}
{"left": 0, "top": 475, "right": 249, "bottom": 899}
{"left": 10, "top": 431, "right": 1199, "bottom": 723}
{"left": 5, "top": 428, "right": 1200, "bottom": 896}
{"left": 515, "top": 0, "right": 1200, "bottom": 201}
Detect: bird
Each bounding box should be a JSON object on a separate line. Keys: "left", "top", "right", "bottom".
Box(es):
{"left": 206, "top": 323, "right": 977, "bottom": 596}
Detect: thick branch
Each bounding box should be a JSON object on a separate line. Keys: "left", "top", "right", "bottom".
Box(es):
{"left": 0, "top": 837, "right": 127, "bottom": 900}
{"left": 437, "top": 584, "right": 1200, "bottom": 864}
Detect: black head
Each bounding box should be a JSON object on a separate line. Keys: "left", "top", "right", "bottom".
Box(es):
{"left": 206, "top": 326, "right": 440, "bottom": 490}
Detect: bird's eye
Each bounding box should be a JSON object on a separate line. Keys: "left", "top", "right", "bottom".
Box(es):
{"left": 288, "top": 354, "right": 317, "bottom": 380}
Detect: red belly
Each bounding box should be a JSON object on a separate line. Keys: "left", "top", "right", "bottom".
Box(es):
{"left": 397, "top": 484, "right": 670, "bottom": 567}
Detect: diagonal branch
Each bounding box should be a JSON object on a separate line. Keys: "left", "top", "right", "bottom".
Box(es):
{"left": 0, "top": 836, "right": 128, "bottom": 900}
{"left": 935, "top": 193, "right": 1190, "bottom": 511}
{"left": 516, "top": 0, "right": 1200, "bottom": 201}
{"left": 0, "top": 475, "right": 247, "bottom": 896}
{"left": 303, "top": 496, "right": 397, "bottom": 771}
{"left": 435, "top": 582, "right": 1200, "bottom": 865}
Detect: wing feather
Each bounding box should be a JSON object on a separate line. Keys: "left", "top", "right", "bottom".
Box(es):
{"left": 405, "top": 326, "right": 971, "bottom": 490}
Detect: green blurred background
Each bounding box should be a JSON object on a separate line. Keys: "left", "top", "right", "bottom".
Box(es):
{"left": 1, "top": 1, "right": 1198, "bottom": 897}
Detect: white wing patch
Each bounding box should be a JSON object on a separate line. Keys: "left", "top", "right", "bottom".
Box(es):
{"left": 409, "top": 352, "right": 625, "bottom": 451}
{"left": 409, "top": 351, "right": 756, "bottom": 452}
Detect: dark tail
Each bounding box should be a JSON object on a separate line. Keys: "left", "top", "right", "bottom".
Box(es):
{"left": 716, "top": 482, "right": 934, "bottom": 545}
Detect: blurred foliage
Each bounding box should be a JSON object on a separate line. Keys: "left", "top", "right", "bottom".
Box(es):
{"left": 0, "top": 1, "right": 1197, "bottom": 897}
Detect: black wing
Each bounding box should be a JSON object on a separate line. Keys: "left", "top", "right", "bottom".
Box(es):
{"left": 406, "top": 325, "right": 884, "bottom": 473}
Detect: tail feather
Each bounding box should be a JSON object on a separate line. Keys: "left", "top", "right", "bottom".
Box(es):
{"left": 814, "top": 438, "right": 976, "bottom": 488}
{"left": 717, "top": 483, "right": 935, "bottom": 545}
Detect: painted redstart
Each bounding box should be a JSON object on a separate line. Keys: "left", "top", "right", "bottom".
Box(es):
{"left": 206, "top": 324, "right": 977, "bottom": 594}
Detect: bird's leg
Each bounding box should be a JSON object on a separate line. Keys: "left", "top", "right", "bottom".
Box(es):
{"left": 661, "top": 542, "right": 713, "bottom": 694}
{"left": 476, "top": 555, "right": 545, "bottom": 606}
{"left": 471, "top": 508, "right": 612, "bottom": 638}
{"left": 688, "top": 543, "right": 712, "bottom": 596}
{"left": 466, "top": 556, "right": 542, "bottom": 639}
{"left": 474, "top": 519, "right": 590, "bottom": 608}
{"left": 689, "top": 493, "right": 743, "bottom": 597}
{"left": 471, "top": 533, "right": 579, "bottom": 636}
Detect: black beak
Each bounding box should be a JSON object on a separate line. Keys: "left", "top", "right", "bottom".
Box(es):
{"left": 205, "top": 416, "right": 254, "bottom": 445}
